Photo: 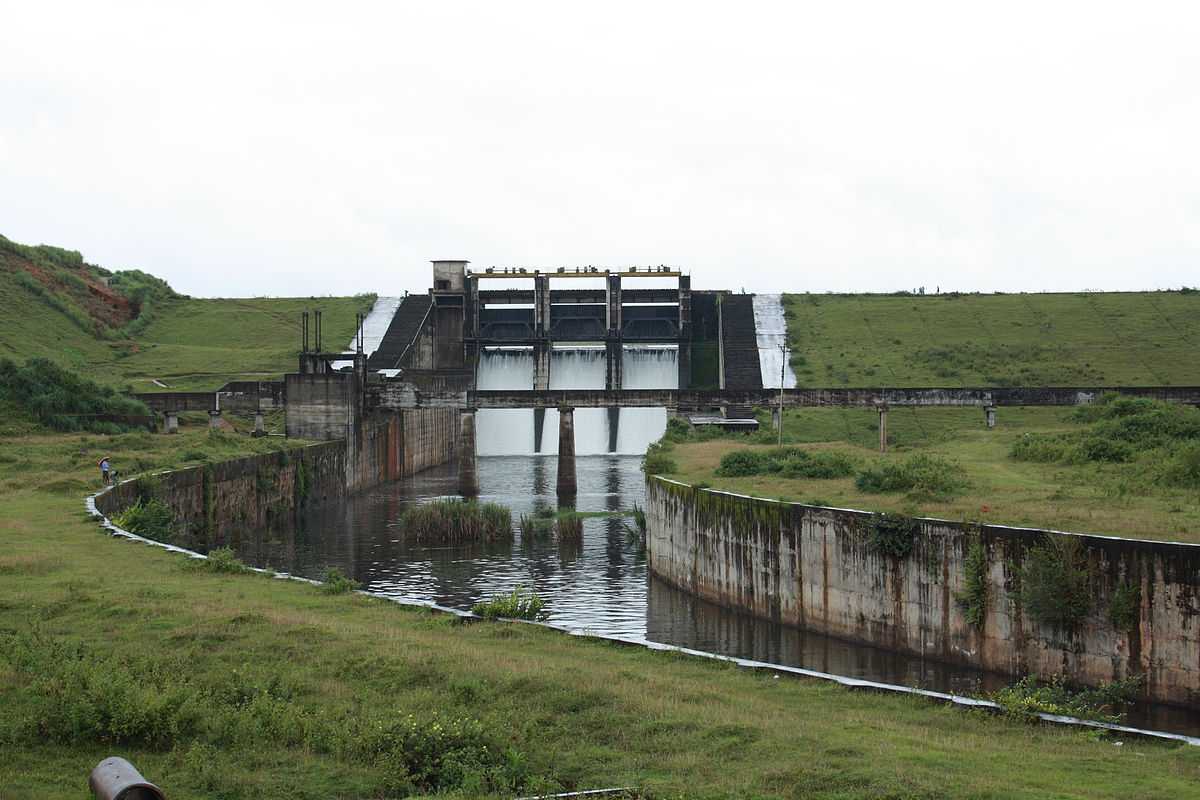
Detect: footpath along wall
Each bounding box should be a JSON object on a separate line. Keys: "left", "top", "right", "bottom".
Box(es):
{"left": 645, "top": 476, "right": 1200, "bottom": 709}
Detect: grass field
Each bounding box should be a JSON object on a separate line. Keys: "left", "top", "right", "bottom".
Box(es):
{"left": 0, "top": 255, "right": 374, "bottom": 392}
{"left": 782, "top": 291, "right": 1200, "bottom": 387}
{"left": 656, "top": 405, "right": 1200, "bottom": 543}
{"left": 4, "top": 426, "right": 1200, "bottom": 798}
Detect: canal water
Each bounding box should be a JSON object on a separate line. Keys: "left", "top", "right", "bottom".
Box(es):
{"left": 228, "top": 453, "right": 1200, "bottom": 738}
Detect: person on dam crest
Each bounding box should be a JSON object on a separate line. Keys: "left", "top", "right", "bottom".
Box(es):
{"left": 99, "top": 457, "right": 111, "bottom": 485}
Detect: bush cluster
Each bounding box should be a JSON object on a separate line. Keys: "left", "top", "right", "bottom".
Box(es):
{"left": 715, "top": 447, "right": 857, "bottom": 480}
{"left": 855, "top": 453, "right": 967, "bottom": 499}
{"left": 991, "top": 674, "right": 1142, "bottom": 724}
{"left": 0, "top": 358, "right": 150, "bottom": 433}
{"left": 1011, "top": 395, "right": 1200, "bottom": 487}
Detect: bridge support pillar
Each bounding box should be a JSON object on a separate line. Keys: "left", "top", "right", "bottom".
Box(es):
{"left": 556, "top": 406, "right": 577, "bottom": 501}
{"left": 457, "top": 410, "right": 480, "bottom": 497}
{"left": 253, "top": 411, "right": 266, "bottom": 437}
{"left": 164, "top": 411, "right": 178, "bottom": 434}
{"left": 533, "top": 342, "right": 551, "bottom": 391}
{"left": 208, "top": 410, "right": 222, "bottom": 430}
{"left": 605, "top": 340, "right": 622, "bottom": 391}
{"left": 877, "top": 405, "right": 888, "bottom": 453}
{"left": 985, "top": 406, "right": 997, "bottom": 429}
{"left": 771, "top": 406, "right": 781, "bottom": 430}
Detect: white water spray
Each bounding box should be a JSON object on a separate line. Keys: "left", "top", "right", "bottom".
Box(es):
{"left": 753, "top": 294, "right": 797, "bottom": 389}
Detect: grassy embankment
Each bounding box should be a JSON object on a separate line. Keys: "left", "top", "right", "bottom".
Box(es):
{"left": 654, "top": 401, "right": 1200, "bottom": 543}
{"left": 0, "top": 233, "right": 373, "bottom": 392}
{"left": 780, "top": 290, "right": 1200, "bottom": 387}
{"left": 5, "top": 431, "right": 1200, "bottom": 798}
{"left": 648, "top": 290, "right": 1200, "bottom": 542}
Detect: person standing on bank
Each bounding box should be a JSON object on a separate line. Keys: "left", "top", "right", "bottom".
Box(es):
{"left": 99, "top": 456, "right": 111, "bottom": 485}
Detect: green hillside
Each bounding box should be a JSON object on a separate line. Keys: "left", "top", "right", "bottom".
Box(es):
{"left": 782, "top": 291, "right": 1200, "bottom": 387}
{"left": 0, "top": 234, "right": 374, "bottom": 392}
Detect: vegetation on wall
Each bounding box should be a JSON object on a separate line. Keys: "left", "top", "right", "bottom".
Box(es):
{"left": 955, "top": 537, "right": 989, "bottom": 629}
{"left": 111, "top": 497, "right": 174, "bottom": 542}
{"left": 1108, "top": 582, "right": 1141, "bottom": 632}
{"left": 1019, "top": 536, "right": 1092, "bottom": 631}
{"left": 867, "top": 513, "right": 919, "bottom": 559}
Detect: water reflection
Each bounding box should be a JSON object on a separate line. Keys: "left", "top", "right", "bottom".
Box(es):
{"left": 229, "top": 455, "right": 1200, "bottom": 737}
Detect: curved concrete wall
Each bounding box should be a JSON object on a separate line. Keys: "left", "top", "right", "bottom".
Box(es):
{"left": 645, "top": 476, "right": 1200, "bottom": 709}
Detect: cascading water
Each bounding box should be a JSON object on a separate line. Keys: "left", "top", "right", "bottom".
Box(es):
{"left": 473, "top": 344, "right": 679, "bottom": 455}
{"left": 616, "top": 345, "right": 677, "bottom": 453}
{"left": 330, "top": 296, "right": 402, "bottom": 370}
{"left": 541, "top": 347, "right": 609, "bottom": 455}
{"left": 475, "top": 348, "right": 536, "bottom": 456}
{"left": 753, "top": 294, "right": 797, "bottom": 389}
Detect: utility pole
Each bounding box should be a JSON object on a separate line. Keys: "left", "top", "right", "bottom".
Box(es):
{"left": 778, "top": 344, "right": 787, "bottom": 446}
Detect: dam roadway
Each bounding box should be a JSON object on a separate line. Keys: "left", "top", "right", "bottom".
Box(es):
{"left": 367, "top": 383, "right": 1200, "bottom": 412}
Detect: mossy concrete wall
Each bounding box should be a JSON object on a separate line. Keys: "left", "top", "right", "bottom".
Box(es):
{"left": 95, "top": 442, "right": 346, "bottom": 550}
{"left": 645, "top": 476, "right": 1200, "bottom": 709}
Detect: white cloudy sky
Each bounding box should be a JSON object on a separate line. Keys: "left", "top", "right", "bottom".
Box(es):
{"left": 2, "top": 2, "right": 1198, "bottom": 297}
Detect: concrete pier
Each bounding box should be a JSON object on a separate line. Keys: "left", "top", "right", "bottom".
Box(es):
{"left": 252, "top": 411, "right": 266, "bottom": 437}
{"left": 556, "top": 406, "right": 577, "bottom": 500}
{"left": 164, "top": 411, "right": 179, "bottom": 434}
{"left": 985, "top": 406, "right": 997, "bottom": 429}
{"left": 208, "top": 410, "right": 222, "bottom": 430}
{"left": 457, "top": 410, "right": 480, "bottom": 497}
{"left": 607, "top": 407, "right": 620, "bottom": 453}
{"left": 877, "top": 404, "right": 888, "bottom": 452}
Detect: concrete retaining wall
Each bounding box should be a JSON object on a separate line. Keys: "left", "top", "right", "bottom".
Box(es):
{"left": 94, "top": 442, "right": 347, "bottom": 550}
{"left": 645, "top": 477, "right": 1200, "bottom": 709}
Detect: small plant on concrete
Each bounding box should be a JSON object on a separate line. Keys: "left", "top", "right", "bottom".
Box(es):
{"left": 1108, "top": 582, "right": 1141, "bottom": 631}
{"left": 472, "top": 586, "right": 544, "bottom": 620}
{"left": 1019, "top": 535, "right": 1092, "bottom": 631}
{"left": 991, "top": 674, "right": 1141, "bottom": 724}
{"left": 955, "top": 538, "right": 988, "bottom": 629}
{"left": 320, "top": 567, "right": 360, "bottom": 595}
{"left": 192, "top": 547, "right": 253, "bottom": 574}
{"left": 868, "top": 513, "right": 919, "bottom": 559}
{"left": 112, "top": 497, "right": 173, "bottom": 541}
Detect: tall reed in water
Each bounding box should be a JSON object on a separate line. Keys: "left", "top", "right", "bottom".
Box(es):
{"left": 397, "top": 499, "right": 513, "bottom": 543}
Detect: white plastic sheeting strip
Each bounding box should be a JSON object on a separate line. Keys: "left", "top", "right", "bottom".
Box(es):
{"left": 86, "top": 484, "right": 1200, "bottom": 747}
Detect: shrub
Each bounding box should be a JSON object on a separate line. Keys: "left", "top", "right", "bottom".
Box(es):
{"left": 715, "top": 450, "right": 771, "bottom": 477}
{"left": 855, "top": 454, "right": 967, "bottom": 499}
{"left": 990, "top": 674, "right": 1142, "bottom": 724}
{"left": 472, "top": 586, "right": 544, "bottom": 620}
{"left": 955, "top": 538, "right": 988, "bottom": 628}
{"left": 868, "top": 514, "right": 919, "bottom": 559}
{"left": 1108, "top": 582, "right": 1141, "bottom": 631}
{"left": 111, "top": 498, "right": 173, "bottom": 541}
{"left": 1019, "top": 536, "right": 1092, "bottom": 631}
{"left": 1010, "top": 433, "right": 1072, "bottom": 463}
{"left": 397, "top": 499, "right": 513, "bottom": 543}
{"left": 1073, "top": 436, "right": 1134, "bottom": 464}
{"left": 780, "top": 450, "right": 856, "bottom": 479}
{"left": 642, "top": 443, "right": 678, "bottom": 475}
{"left": 192, "top": 547, "right": 253, "bottom": 575}
{"left": 1163, "top": 442, "right": 1200, "bottom": 488}
{"left": 319, "top": 567, "right": 360, "bottom": 595}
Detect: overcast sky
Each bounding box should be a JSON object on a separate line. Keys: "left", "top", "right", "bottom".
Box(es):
{"left": 2, "top": 2, "right": 1198, "bottom": 297}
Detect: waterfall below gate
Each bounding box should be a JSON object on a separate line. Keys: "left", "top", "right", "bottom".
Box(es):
{"left": 473, "top": 345, "right": 677, "bottom": 455}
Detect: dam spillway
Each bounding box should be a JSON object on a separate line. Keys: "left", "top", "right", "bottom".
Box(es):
{"left": 474, "top": 344, "right": 677, "bottom": 455}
